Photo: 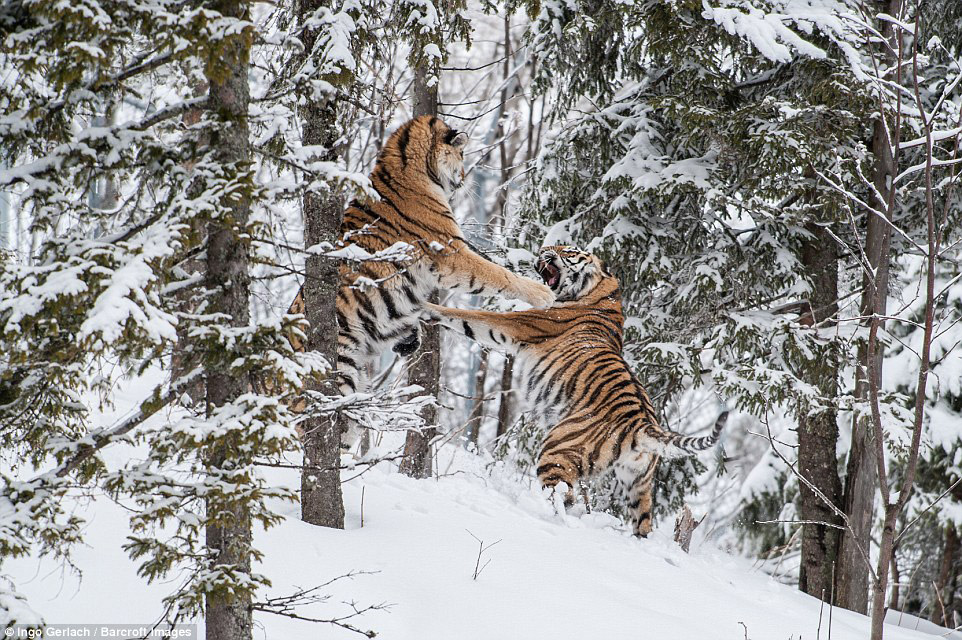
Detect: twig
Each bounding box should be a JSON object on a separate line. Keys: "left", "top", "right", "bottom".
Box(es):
{"left": 829, "top": 561, "right": 835, "bottom": 640}
{"left": 818, "top": 588, "right": 825, "bottom": 640}
{"left": 756, "top": 519, "right": 847, "bottom": 531}
{"left": 895, "top": 475, "right": 962, "bottom": 543}
{"left": 761, "top": 412, "right": 876, "bottom": 581}
{"left": 738, "top": 621, "right": 751, "bottom": 640}
{"left": 251, "top": 572, "right": 387, "bottom": 638}
{"left": 466, "top": 529, "right": 502, "bottom": 580}
{"left": 933, "top": 580, "right": 949, "bottom": 628}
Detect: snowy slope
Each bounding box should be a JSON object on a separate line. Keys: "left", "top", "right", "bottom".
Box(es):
{"left": 4, "top": 439, "right": 959, "bottom": 640}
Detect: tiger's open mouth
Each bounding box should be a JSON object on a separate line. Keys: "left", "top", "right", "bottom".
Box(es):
{"left": 537, "top": 259, "right": 561, "bottom": 289}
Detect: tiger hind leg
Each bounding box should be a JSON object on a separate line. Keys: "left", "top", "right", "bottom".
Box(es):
{"left": 334, "top": 334, "right": 373, "bottom": 454}
{"left": 615, "top": 453, "right": 660, "bottom": 538}
{"left": 537, "top": 452, "right": 585, "bottom": 512}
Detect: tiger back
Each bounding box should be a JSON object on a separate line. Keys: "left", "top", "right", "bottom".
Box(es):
{"left": 287, "top": 116, "right": 553, "bottom": 445}
{"left": 426, "top": 245, "right": 726, "bottom": 537}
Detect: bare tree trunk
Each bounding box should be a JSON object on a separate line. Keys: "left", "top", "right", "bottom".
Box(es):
{"left": 932, "top": 526, "right": 960, "bottom": 625}
{"left": 297, "top": 0, "right": 345, "bottom": 529}
{"left": 495, "top": 355, "right": 514, "bottom": 438}
{"left": 869, "top": 10, "right": 934, "bottom": 636}
{"left": 797, "top": 223, "right": 844, "bottom": 602}
{"left": 399, "top": 65, "right": 440, "bottom": 478}
{"left": 204, "top": 2, "right": 252, "bottom": 637}
{"left": 465, "top": 349, "right": 489, "bottom": 446}
{"left": 493, "top": 19, "right": 518, "bottom": 443}
{"left": 837, "top": 5, "right": 898, "bottom": 607}
{"left": 889, "top": 546, "right": 900, "bottom": 610}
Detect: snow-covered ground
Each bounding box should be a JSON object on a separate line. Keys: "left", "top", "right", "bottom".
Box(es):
{"left": 5, "top": 435, "right": 961, "bottom": 640}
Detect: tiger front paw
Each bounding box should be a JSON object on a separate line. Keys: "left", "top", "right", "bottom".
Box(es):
{"left": 392, "top": 329, "right": 420, "bottom": 356}
{"left": 513, "top": 278, "right": 555, "bottom": 309}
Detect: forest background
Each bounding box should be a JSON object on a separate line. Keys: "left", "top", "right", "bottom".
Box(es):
{"left": 1, "top": 1, "right": 962, "bottom": 639}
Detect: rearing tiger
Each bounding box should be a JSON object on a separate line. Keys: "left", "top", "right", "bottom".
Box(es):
{"left": 287, "top": 116, "right": 553, "bottom": 433}
{"left": 425, "top": 245, "right": 727, "bottom": 537}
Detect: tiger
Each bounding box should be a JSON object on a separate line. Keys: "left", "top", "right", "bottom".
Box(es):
{"left": 287, "top": 116, "right": 554, "bottom": 443}
{"left": 424, "top": 245, "right": 727, "bottom": 537}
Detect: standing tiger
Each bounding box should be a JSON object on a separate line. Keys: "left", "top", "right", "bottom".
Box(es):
{"left": 287, "top": 116, "right": 553, "bottom": 438}
{"left": 425, "top": 245, "right": 727, "bottom": 537}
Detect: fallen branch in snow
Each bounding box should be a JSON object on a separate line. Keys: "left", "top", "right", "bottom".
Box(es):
{"left": 251, "top": 571, "right": 388, "bottom": 638}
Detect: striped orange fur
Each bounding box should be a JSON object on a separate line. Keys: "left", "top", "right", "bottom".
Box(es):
{"left": 288, "top": 116, "right": 553, "bottom": 445}
{"left": 426, "top": 246, "right": 726, "bottom": 536}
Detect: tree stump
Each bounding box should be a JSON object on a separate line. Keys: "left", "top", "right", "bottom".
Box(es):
{"left": 673, "top": 504, "right": 702, "bottom": 553}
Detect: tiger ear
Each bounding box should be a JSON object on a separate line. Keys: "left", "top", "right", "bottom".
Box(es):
{"left": 598, "top": 258, "right": 610, "bottom": 274}
{"left": 450, "top": 131, "right": 468, "bottom": 149}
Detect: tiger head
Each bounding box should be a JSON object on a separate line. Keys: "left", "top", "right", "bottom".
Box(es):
{"left": 536, "top": 246, "right": 612, "bottom": 303}
{"left": 383, "top": 115, "right": 468, "bottom": 197}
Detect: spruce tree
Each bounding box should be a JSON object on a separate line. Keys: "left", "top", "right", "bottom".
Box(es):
{"left": 290, "top": 0, "right": 354, "bottom": 528}
{"left": 521, "top": 0, "right": 873, "bottom": 536}
{"left": 396, "top": 0, "right": 470, "bottom": 478}
{"left": 0, "top": 0, "right": 338, "bottom": 629}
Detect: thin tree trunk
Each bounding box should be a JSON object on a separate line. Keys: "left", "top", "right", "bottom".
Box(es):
{"left": 932, "top": 525, "right": 960, "bottom": 625}
{"left": 889, "top": 546, "right": 900, "bottom": 610}
{"left": 465, "top": 349, "right": 489, "bottom": 446}
{"left": 797, "top": 223, "right": 844, "bottom": 602}
{"left": 493, "top": 19, "right": 518, "bottom": 443}
{"left": 836, "top": 6, "right": 898, "bottom": 608}
{"left": 204, "top": 2, "right": 253, "bottom": 637}
{"left": 496, "top": 355, "right": 514, "bottom": 438}
{"left": 297, "top": 0, "right": 345, "bottom": 529}
{"left": 399, "top": 65, "right": 440, "bottom": 478}
{"left": 870, "top": 11, "right": 933, "bottom": 635}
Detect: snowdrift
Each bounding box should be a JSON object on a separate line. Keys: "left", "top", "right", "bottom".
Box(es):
{"left": 5, "top": 442, "right": 959, "bottom": 640}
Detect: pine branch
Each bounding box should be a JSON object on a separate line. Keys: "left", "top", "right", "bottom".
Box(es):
{"left": 45, "top": 51, "right": 179, "bottom": 116}
{"left": 53, "top": 368, "right": 203, "bottom": 479}
{"left": 132, "top": 97, "right": 209, "bottom": 131}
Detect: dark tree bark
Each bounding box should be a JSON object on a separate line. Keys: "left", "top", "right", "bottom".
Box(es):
{"left": 889, "top": 549, "right": 900, "bottom": 610}
{"left": 297, "top": 0, "right": 345, "bottom": 529}
{"left": 931, "top": 525, "right": 960, "bottom": 625}
{"left": 399, "top": 65, "right": 440, "bottom": 479}
{"left": 203, "top": 2, "right": 253, "bottom": 637}
{"left": 836, "top": 59, "right": 897, "bottom": 616}
{"left": 931, "top": 476, "right": 962, "bottom": 625}
{"left": 493, "top": 21, "right": 518, "bottom": 443}
{"left": 465, "top": 349, "right": 489, "bottom": 446}
{"left": 495, "top": 356, "right": 514, "bottom": 439}
{"left": 797, "top": 223, "right": 844, "bottom": 603}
